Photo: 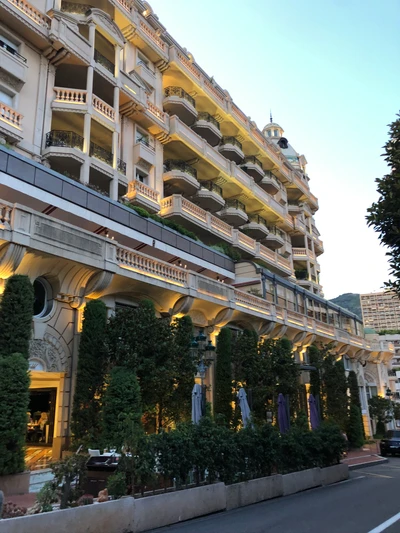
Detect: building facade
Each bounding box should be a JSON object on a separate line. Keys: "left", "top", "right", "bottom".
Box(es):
{"left": 361, "top": 291, "right": 400, "bottom": 332}
{"left": 0, "top": 0, "right": 393, "bottom": 454}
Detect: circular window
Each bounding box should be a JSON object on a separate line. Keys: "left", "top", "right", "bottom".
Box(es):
{"left": 33, "top": 278, "right": 53, "bottom": 318}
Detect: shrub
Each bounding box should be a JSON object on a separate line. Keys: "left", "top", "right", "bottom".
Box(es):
{"left": 0, "top": 354, "right": 30, "bottom": 475}
{"left": 107, "top": 472, "right": 127, "bottom": 500}
{"left": 0, "top": 275, "right": 34, "bottom": 359}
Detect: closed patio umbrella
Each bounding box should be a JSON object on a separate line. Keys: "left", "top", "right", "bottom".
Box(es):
{"left": 278, "top": 393, "right": 290, "bottom": 434}
{"left": 238, "top": 387, "right": 252, "bottom": 428}
{"left": 192, "top": 383, "right": 202, "bottom": 424}
{"left": 308, "top": 393, "right": 320, "bottom": 430}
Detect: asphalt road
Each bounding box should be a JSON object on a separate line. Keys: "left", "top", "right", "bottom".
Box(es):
{"left": 149, "top": 459, "right": 400, "bottom": 533}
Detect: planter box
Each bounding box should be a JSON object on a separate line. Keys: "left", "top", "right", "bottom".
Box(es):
{"left": 321, "top": 464, "right": 349, "bottom": 486}
{"left": 0, "top": 471, "right": 30, "bottom": 496}
{"left": 226, "top": 475, "right": 283, "bottom": 510}
{"left": 282, "top": 468, "right": 321, "bottom": 496}
{"left": 133, "top": 483, "right": 226, "bottom": 532}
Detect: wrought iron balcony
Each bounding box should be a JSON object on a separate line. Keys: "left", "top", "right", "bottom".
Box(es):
{"left": 164, "top": 159, "right": 197, "bottom": 179}
{"left": 220, "top": 136, "right": 242, "bottom": 150}
{"left": 0, "top": 39, "right": 26, "bottom": 62}
{"left": 164, "top": 86, "right": 195, "bottom": 108}
{"left": 94, "top": 49, "right": 114, "bottom": 74}
{"left": 45, "top": 130, "right": 84, "bottom": 150}
{"left": 90, "top": 142, "right": 113, "bottom": 166}
{"left": 117, "top": 158, "right": 126, "bottom": 175}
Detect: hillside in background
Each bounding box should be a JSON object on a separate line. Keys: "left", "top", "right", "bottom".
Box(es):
{"left": 329, "top": 293, "right": 362, "bottom": 319}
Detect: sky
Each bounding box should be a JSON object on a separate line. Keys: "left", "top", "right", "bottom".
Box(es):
{"left": 150, "top": 0, "right": 400, "bottom": 299}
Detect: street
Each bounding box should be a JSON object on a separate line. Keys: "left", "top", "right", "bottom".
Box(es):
{"left": 149, "top": 459, "right": 400, "bottom": 533}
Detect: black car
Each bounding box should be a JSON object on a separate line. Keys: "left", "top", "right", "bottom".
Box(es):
{"left": 380, "top": 430, "right": 400, "bottom": 456}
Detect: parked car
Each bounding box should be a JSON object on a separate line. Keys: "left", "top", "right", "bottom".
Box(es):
{"left": 379, "top": 430, "right": 400, "bottom": 456}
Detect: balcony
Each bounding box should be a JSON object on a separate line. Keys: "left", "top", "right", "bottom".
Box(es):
{"left": 0, "top": 102, "right": 23, "bottom": 142}
{"left": 240, "top": 156, "right": 264, "bottom": 182}
{"left": 191, "top": 112, "right": 222, "bottom": 147}
{"left": 52, "top": 87, "right": 88, "bottom": 113}
{"left": 90, "top": 142, "right": 113, "bottom": 167}
{"left": 193, "top": 181, "right": 225, "bottom": 213}
{"left": 134, "top": 60, "right": 156, "bottom": 89}
{"left": 218, "top": 199, "right": 247, "bottom": 227}
{"left": 259, "top": 171, "right": 280, "bottom": 195}
{"left": 218, "top": 136, "right": 244, "bottom": 164}
{"left": 124, "top": 179, "right": 160, "bottom": 213}
{"left": 0, "top": 39, "right": 27, "bottom": 83}
{"left": 163, "top": 159, "right": 200, "bottom": 196}
{"left": 264, "top": 226, "right": 285, "bottom": 249}
{"left": 241, "top": 214, "right": 269, "bottom": 240}
{"left": 133, "top": 139, "right": 155, "bottom": 168}
{"left": 94, "top": 49, "right": 115, "bottom": 76}
{"left": 163, "top": 86, "right": 197, "bottom": 126}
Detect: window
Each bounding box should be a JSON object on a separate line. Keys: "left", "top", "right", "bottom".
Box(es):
{"left": 136, "top": 168, "right": 148, "bottom": 183}
{"left": 0, "top": 88, "right": 13, "bottom": 107}
{"left": 33, "top": 278, "right": 53, "bottom": 318}
{"left": 136, "top": 129, "right": 150, "bottom": 147}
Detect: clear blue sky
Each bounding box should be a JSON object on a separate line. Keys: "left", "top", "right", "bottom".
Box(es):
{"left": 151, "top": 0, "right": 400, "bottom": 299}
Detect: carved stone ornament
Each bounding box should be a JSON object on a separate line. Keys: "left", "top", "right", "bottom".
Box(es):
{"left": 29, "top": 334, "right": 68, "bottom": 372}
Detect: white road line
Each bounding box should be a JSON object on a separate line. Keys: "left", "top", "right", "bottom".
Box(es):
{"left": 368, "top": 511, "right": 400, "bottom": 533}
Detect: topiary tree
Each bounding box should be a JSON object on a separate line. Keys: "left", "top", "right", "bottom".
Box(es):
{"left": 0, "top": 275, "right": 34, "bottom": 359}
{"left": 367, "top": 112, "right": 400, "bottom": 295}
{"left": 214, "top": 328, "right": 233, "bottom": 426}
{"left": 71, "top": 300, "right": 108, "bottom": 446}
{"left": 102, "top": 366, "right": 142, "bottom": 451}
{"left": 0, "top": 354, "right": 30, "bottom": 475}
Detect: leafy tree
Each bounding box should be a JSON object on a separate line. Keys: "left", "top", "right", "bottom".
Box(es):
{"left": 71, "top": 300, "right": 108, "bottom": 446}
{"left": 322, "top": 354, "right": 348, "bottom": 430}
{"left": 102, "top": 367, "right": 142, "bottom": 450}
{"left": 214, "top": 328, "right": 233, "bottom": 426}
{"left": 0, "top": 275, "right": 34, "bottom": 359}
{"left": 368, "top": 395, "right": 393, "bottom": 436}
{"left": 0, "top": 354, "right": 30, "bottom": 475}
{"left": 367, "top": 113, "right": 400, "bottom": 295}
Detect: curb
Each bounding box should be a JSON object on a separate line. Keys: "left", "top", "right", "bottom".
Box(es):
{"left": 348, "top": 457, "right": 388, "bottom": 470}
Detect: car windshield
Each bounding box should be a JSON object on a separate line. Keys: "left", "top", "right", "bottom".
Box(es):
{"left": 387, "top": 431, "right": 400, "bottom": 438}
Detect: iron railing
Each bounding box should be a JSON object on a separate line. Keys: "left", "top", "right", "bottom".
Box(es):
{"left": 164, "top": 86, "right": 195, "bottom": 108}
{"left": 164, "top": 159, "right": 197, "bottom": 179}
{"left": 196, "top": 112, "right": 220, "bottom": 130}
{"left": 117, "top": 158, "right": 126, "bottom": 175}
{"left": 94, "top": 49, "right": 114, "bottom": 74}
{"left": 90, "top": 142, "right": 113, "bottom": 165}
{"left": 0, "top": 39, "right": 26, "bottom": 63}
{"left": 220, "top": 136, "right": 242, "bottom": 150}
{"left": 243, "top": 155, "right": 263, "bottom": 170}
{"left": 248, "top": 214, "right": 267, "bottom": 227}
{"left": 200, "top": 180, "right": 223, "bottom": 196}
{"left": 225, "top": 199, "right": 246, "bottom": 212}
{"left": 45, "top": 130, "right": 84, "bottom": 150}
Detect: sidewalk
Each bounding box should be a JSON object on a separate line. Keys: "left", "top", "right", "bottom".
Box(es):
{"left": 342, "top": 442, "right": 388, "bottom": 469}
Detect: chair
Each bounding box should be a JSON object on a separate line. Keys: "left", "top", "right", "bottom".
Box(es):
{"left": 88, "top": 449, "right": 101, "bottom": 457}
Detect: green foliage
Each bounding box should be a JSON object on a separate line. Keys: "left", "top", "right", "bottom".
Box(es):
{"left": 50, "top": 454, "right": 88, "bottom": 509}
{"left": 367, "top": 113, "right": 400, "bottom": 295}
{"left": 0, "top": 354, "right": 30, "bottom": 475}
{"left": 329, "top": 293, "right": 362, "bottom": 319}
{"left": 214, "top": 328, "right": 233, "bottom": 426}
{"left": 0, "top": 275, "right": 34, "bottom": 359}
{"left": 347, "top": 404, "right": 364, "bottom": 449}
{"left": 102, "top": 367, "right": 142, "bottom": 450}
{"left": 71, "top": 300, "right": 108, "bottom": 447}
{"left": 323, "top": 354, "right": 348, "bottom": 430}
{"left": 107, "top": 472, "right": 127, "bottom": 499}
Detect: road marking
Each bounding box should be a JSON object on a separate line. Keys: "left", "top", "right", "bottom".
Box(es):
{"left": 368, "top": 511, "right": 400, "bottom": 533}
{"left": 357, "top": 472, "right": 394, "bottom": 479}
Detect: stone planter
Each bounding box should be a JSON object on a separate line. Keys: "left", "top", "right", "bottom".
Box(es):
{"left": 0, "top": 471, "right": 30, "bottom": 496}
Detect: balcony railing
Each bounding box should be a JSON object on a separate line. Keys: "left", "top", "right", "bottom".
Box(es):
{"left": 164, "top": 159, "right": 197, "bottom": 179}
{"left": 220, "top": 136, "right": 242, "bottom": 150}
{"left": 45, "top": 130, "right": 83, "bottom": 150}
{"left": 226, "top": 199, "right": 246, "bottom": 212}
{"left": 117, "top": 158, "right": 126, "bottom": 175}
{"left": 90, "top": 142, "right": 113, "bottom": 166}
{"left": 196, "top": 112, "right": 220, "bottom": 130}
{"left": 164, "top": 86, "right": 195, "bottom": 108}
{"left": 54, "top": 87, "right": 87, "bottom": 104}
{"left": 243, "top": 155, "right": 263, "bottom": 169}
{"left": 0, "top": 103, "right": 23, "bottom": 128}
{"left": 0, "top": 39, "right": 27, "bottom": 62}
{"left": 92, "top": 95, "right": 115, "bottom": 121}
{"left": 201, "top": 181, "right": 223, "bottom": 196}
{"left": 248, "top": 214, "right": 267, "bottom": 227}
{"left": 94, "top": 49, "right": 114, "bottom": 74}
